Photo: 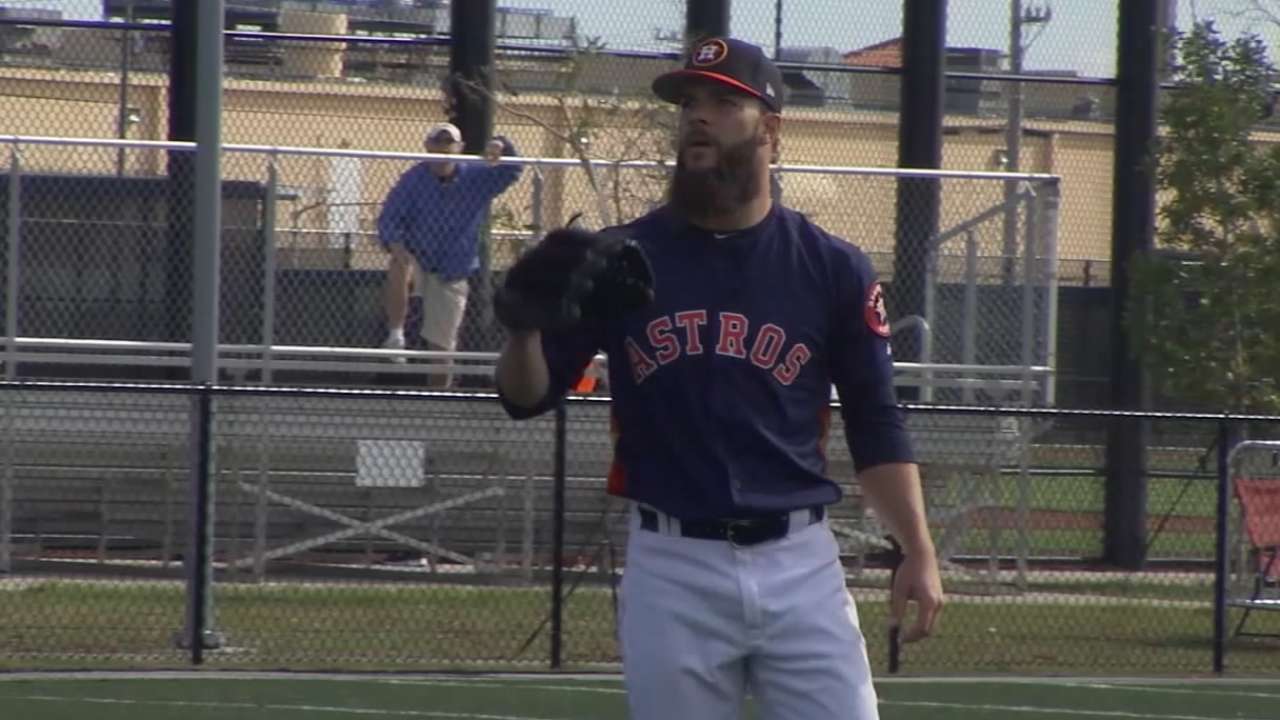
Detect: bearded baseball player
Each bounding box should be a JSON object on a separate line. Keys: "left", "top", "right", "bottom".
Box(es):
{"left": 495, "top": 36, "right": 943, "bottom": 720}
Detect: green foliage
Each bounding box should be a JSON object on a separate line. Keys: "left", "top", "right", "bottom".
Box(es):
{"left": 1129, "top": 21, "right": 1280, "bottom": 413}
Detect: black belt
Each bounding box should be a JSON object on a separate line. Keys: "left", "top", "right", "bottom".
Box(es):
{"left": 637, "top": 506, "right": 825, "bottom": 546}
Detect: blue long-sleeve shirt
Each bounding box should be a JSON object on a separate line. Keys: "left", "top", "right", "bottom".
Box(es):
{"left": 376, "top": 137, "right": 522, "bottom": 281}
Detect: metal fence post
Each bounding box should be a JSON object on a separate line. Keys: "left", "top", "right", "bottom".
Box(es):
{"left": 920, "top": 243, "right": 936, "bottom": 403}
{"left": 0, "top": 390, "right": 11, "bottom": 575}
{"left": 1019, "top": 183, "right": 1039, "bottom": 387}
{"left": 252, "top": 155, "right": 279, "bottom": 582}
{"left": 5, "top": 142, "right": 20, "bottom": 378}
{"left": 0, "top": 380, "right": 10, "bottom": 576}
{"left": 254, "top": 399, "right": 270, "bottom": 582}
{"left": 1212, "top": 417, "right": 1231, "bottom": 674}
{"left": 261, "top": 152, "right": 279, "bottom": 384}
{"left": 186, "top": 386, "right": 217, "bottom": 664}
{"left": 961, "top": 229, "right": 978, "bottom": 405}
{"left": 183, "top": 0, "right": 224, "bottom": 664}
{"left": 1039, "top": 180, "right": 1061, "bottom": 406}
{"left": 892, "top": 0, "right": 945, "bottom": 336}
{"left": 522, "top": 471, "right": 534, "bottom": 582}
{"left": 551, "top": 399, "right": 567, "bottom": 669}
{"left": 162, "top": 454, "right": 176, "bottom": 569}
{"left": 531, "top": 168, "right": 545, "bottom": 248}
{"left": 1, "top": 143, "right": 22, "bottom": 575}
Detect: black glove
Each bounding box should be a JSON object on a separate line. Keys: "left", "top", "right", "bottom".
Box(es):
{"left": 495, "top": 227, "right": 655, "bottom": 332}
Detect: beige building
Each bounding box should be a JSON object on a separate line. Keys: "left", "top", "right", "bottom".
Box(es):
{"left": 0, "top": 26, "right": 1120, "bottom": 285}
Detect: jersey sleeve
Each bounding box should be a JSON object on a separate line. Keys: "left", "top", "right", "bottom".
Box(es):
{"left": 827, "top": 242, "right": 915, "bottom": 471}
{"left": 498, "top": 327, "right": 601, "bottom": 420}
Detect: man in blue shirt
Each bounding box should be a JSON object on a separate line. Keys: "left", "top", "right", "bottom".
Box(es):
{"left": 495, "top": 38, "right": 942, "bottom": 720}
{"left": 377, "top": 121, "right": 522, "bottom": 384}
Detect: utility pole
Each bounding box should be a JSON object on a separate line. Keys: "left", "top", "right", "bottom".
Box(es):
{"left": 1002, "top": 1, "right": 1051, "bottom": 282}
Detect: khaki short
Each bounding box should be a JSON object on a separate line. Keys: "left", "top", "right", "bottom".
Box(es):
{"left": 411, "top": 265, "right": 469, "bottom": 351}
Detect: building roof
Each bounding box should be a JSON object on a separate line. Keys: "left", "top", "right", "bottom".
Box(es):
{"left": 843, "top": 37, "right": 903, "bottom": 69}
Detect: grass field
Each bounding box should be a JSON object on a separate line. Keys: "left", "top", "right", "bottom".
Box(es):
{"left": 1, "top": 672, "right": 1278, "bottom": 720}
{"left": 3, "top": 579, "right": 1278, "bottom": 674}
{"left": 5, "top": 452, "right": 1271, "bottom": 678}
{"left": 892, "top": 468, "right": 1225, "bottom": 560}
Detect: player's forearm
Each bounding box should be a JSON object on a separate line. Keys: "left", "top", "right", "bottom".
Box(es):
{"left": 496, "top": 330, "right": 551, "bottom": 408}
{"left": 857, "top": 462, "right": 936, "bottom": 557}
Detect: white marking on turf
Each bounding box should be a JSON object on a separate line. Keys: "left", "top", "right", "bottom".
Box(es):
{"left": 1063, "top": 683, "right": 1280, "bottom": 700}
{"left": 377, "top": 679, "right": 625, "bottom": 695}
{"left": 883, "top": 699, "right": 1272, "bottom": 720}
{"left": 6, "top": 695, "right": 586, "bottom": 720}
{"left": 2, "top": 672, "right": 1277, "bottom": 688}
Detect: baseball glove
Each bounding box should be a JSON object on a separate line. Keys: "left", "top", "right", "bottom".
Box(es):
{"left": 494, "top": 226, "right": 654, "bottom": 332}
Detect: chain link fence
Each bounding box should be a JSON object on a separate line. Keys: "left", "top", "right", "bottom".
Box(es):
{"left": 3, "top": 381, "right": 1279, "bottom": 673}
{"left": 0, "top": 384, "right": 561, "bottom": 669}
{"left": 1226, "top": 440, "right": 1280, "bottom": 645}
{"left": 0, "top": 5, "right": 1118, "bottom": 275}
{"left": 5, "top": 3, "right": 1255, "bottom": 296}
{"left": 942, "top": 1, "right": 1120, "bottom": 296}
{"left": 0, "top": 2, "right": 681, "bottom": 148}
{"left": 1, "top": 137, "right": 1062, "bottom": 396}
{"left": 0, "top": 3, "right": 1126, "bottom": 303}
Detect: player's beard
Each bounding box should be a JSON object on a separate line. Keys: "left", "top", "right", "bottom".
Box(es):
{"left": 669, "top": 131, "right": 765, "bottom": 220}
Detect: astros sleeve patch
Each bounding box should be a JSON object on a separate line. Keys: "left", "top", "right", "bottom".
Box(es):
{"left": 863, "top": 281, "right": 891, "bottom": 338}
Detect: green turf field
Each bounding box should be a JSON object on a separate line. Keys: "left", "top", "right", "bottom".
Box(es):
{"left": 3, "top": 579, "right": 1278, "bottom": 674}
{"left": 1, "top": 673, "right": 1277, "bottom": 720}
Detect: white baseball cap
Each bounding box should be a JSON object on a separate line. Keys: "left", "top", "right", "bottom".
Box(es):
{"left": 425, "top": 122, "right": 462, "bottom": 144}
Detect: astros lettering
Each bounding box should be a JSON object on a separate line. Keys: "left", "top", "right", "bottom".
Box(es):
{"left": 625, "top": 310, "right": 812, "bottom": 385}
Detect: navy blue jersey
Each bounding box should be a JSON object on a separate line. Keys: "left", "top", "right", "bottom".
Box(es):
{"left": 502, "top": 203, "right": 914, "bottom": 520}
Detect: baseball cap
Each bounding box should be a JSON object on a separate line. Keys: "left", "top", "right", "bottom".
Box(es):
{"left": 425, "top": 121, "right": 462, "bottom": 145}
{"left": 652, "top": 37, "right": 785, "bottom": 113}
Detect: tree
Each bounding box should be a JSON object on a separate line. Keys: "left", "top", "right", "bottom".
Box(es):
{"left": 1219, "top": 0, "right": 1280, "bottom": 29}
{"left": 451, "top": 37, "right": 677, "bottom": 231}
{"left": 1127, "top": 21, "right": 1280, "bottom": 413}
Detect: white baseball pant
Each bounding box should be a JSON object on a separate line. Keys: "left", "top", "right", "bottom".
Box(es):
{"left": 619, "top": 503, "right": 880, "bottom": 720}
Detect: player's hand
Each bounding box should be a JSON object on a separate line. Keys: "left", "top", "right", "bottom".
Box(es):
{"left": 889, "top": 549, "right": 943, "bottom": 643}
{"left": 484, "top": 138, "right": 505, "bottom": 166}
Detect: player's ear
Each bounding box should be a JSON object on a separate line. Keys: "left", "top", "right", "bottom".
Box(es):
{"left": 761, "top": 111, "right": 781, "bottom": 154}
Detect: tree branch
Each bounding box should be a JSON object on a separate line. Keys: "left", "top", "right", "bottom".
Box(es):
{"left": 449, "top": 43, "right": 676, "bottom": 231}
{"left": 452, "top": 70, "right": 616, "bottom": 227}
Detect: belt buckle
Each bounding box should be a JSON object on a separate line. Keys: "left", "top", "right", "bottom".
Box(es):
{"left": 725, "top": 519, "right": 755, "bottom": 547}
